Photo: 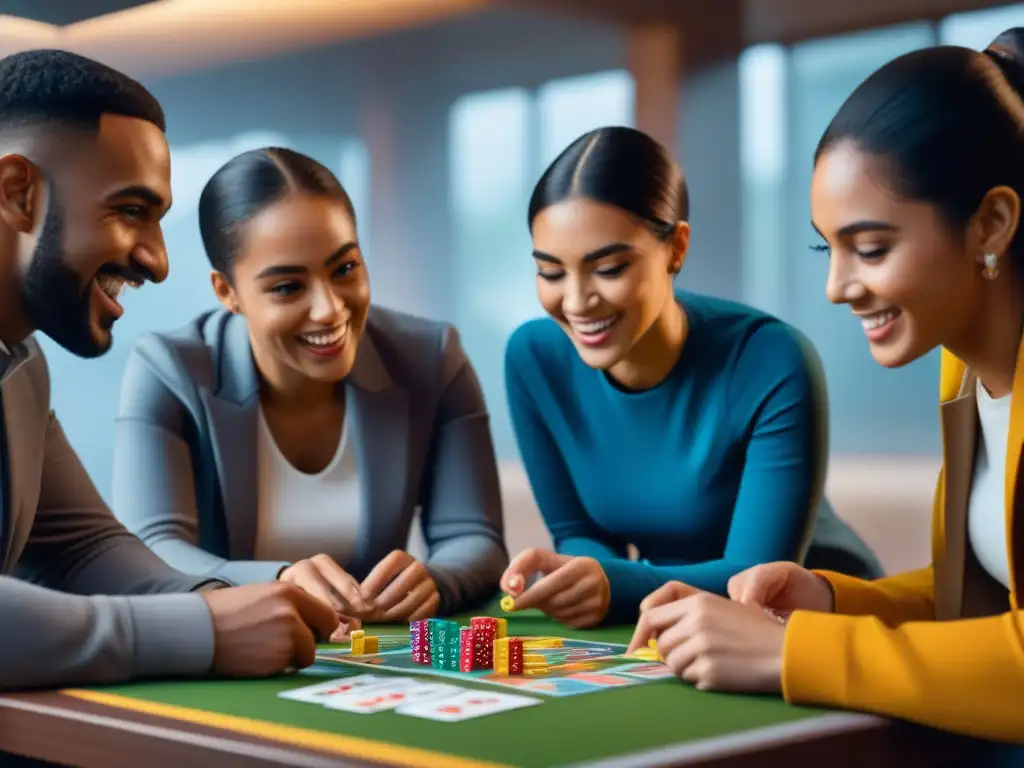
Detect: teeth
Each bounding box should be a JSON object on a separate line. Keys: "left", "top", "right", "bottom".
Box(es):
{"left": 861, "top": 310, "right": 896, "bottom": 331}
{"left": 298, "top": 325, "right": 347, "bottom": 347}
{"left": 96, "top": 275, "right": 127, "bottom": 300}
{"left": 571, "top": 316, "right": 618, "bottom": 334}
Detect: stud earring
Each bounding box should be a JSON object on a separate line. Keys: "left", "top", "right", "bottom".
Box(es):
{"left": 983, "top": 251, "right": 1000, "bottom": 280}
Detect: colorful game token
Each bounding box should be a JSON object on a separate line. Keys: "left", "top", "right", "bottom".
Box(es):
{"left": 500, "top": 595, "right": 515, "bottom": 611}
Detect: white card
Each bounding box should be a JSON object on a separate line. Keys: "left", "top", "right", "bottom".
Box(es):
{"left": 277, "top": 675, "right": 398, "bottom": 704}
{"left": 396, "top": 690, "right": 542, "bottom": 722}
{"left": 324, "top": 681, "right": 463, "bottom": 714}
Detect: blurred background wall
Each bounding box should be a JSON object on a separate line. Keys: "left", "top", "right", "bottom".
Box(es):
{"left": 3, "top": 0, "right": 1023, "bottom": 574}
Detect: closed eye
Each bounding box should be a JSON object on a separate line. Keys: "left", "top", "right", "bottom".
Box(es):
{"left": 537, "top": 269, "right": 564, "bottom": 281}
{"left": 596, "top": 264, "right": 628, "bottom": 277}
{"left": 809, "top": 243, "right": 830, "bottom": 253}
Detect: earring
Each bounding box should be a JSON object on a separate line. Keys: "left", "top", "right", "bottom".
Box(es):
{"left": 983, "top": 251, "right": 1000, "bottom": 280}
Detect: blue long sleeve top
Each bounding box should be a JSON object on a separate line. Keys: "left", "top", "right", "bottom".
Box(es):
{"left": 504, "top": 290, "right": 828, "bottom": 623}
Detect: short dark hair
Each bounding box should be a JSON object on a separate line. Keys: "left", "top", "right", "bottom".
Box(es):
{"left": 198, "top": 147, "right": 356, "bottom": 277}
{"left": 815, "top": 28, "right": 1024, "bottom": 266}
{"left": 527, "top": 126, "right": 688, "bottom": 240}
{"left": 0, "top": 48, "right": 165, "bottom": 135}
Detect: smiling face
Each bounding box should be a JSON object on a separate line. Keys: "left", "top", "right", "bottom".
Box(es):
{"left": 212, "top": 193, "right": 369, "bottom": 389}
{"left": 3, "top": 113, "right": 172, "bottom": 357}
{"left": 811, "top": 141, "right": 989, "bottom": 368}
{"left": 530, "top": 197, "right": 686, "bottom": 372}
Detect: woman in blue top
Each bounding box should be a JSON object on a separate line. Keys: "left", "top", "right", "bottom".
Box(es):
{"left": 500, "top": 126, "right": 881, "bottom": 627}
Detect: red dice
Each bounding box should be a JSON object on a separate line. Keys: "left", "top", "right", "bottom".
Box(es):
{"left": 459, "top": 627, "right": 476, "bottom": 672}
{"left": 410, "top": 620, "right": 430, "bottom": 665}
{"left": 509, "top": 638, "right": 524, "bottom": 675}
{"left": 470, "top": 617, "right": 497, "bottom": 668}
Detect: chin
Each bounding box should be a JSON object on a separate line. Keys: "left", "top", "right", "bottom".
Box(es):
{"left": 573, "top": 345, "right": 623, "bottom": 371}
{"left": 869, "top": 344, "right": 918, "bottom": 369}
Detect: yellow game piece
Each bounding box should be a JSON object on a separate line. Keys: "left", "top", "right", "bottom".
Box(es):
{"left": 350, "top": 629, "right": 365, "bottom": 655}
{"left": 524, "top": 667, "right": 553, "bottom": 676}
{"left": 629, "top": 647, "right": 660, "bottom": 661}
{"left": 494, "top": 618, "right": 508, "bottom": 639}
{"left": 522, "top": 638, "right": 563, "bottom": 649}
{"left": 493, "top": 638, "right": 510, "bottom": 674}
{"left": 362, "top": 636, "right": 379, "bottom": 654}
{"left": 523, "top": 653, "right": 546, "bottom": 664}
{"left": 500, "top": 595, "right": 515, "bottom": 612}
{"left": 648, "top": 637, "right": 664, "bottom": 661}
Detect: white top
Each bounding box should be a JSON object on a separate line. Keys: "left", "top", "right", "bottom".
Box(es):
{"left": 967, "top": 378, "right": 1012, "bottom": 590}
{"left": 255, "top": 407, "right": 363, "bottom": 564}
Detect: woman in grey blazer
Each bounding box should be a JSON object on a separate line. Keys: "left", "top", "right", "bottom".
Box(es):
{"left": 112, "top": 147, "right": 507, "bottom": 637}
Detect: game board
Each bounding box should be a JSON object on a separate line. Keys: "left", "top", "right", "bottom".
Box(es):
{"left": 311, "top": 634, "right": 674, "bottom": 698}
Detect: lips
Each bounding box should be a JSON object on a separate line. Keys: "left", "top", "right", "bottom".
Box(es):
{"left": 296, "top": 324, "right": 348, "bottom": 349}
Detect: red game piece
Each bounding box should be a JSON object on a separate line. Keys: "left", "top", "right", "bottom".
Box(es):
{"left": 470, "top": 617, "right": 496, "bottom": 668}
{"left": 410, "top": 619, "right": 430, "bottom": 665}
{"left": 507, "top": 638, "right": 524, "bottom": 671}
{"left": 459, "top": 627, "right": 476, "bottom": 672}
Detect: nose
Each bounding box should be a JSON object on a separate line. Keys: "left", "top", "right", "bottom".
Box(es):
{"left": 824, "top": 253, "right": 866, "bottom": 305}
{"left": 132, "top": 228, "right": 169, "bottom": 284}
{"left": 561, "top": 274, "right": 598, "bottom": 316}
{"left": 308, "top": 281, "right": 345, "bottom": 325}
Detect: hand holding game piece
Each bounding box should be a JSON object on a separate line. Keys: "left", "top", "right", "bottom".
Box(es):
{"left": 360, "top": 549, "right": 440, "bottom": 622}
{"left": 726, "top": 562, "right": 835, "bottom": 615}
{"left": 328, "top": 615, "right": 363, "bottom": 644}
{"left": 203, "top": 582, "right": 340, "bottom": 677}
{"left": 627, "top": 588, "right": 785, "bottom": 694}
{"left": 278, "top": 554, "right": 373, "bottom": 616}
{"left": 500, "top": 549, "right": 611, "bottom": 629}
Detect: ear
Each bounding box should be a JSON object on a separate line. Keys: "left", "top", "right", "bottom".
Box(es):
{"left": 668, "top": 221, "right": 691, "bottom": 275}
{"left": 210, "top": 271, "right": 240, "bottom": 313}
{"left": 970, "top": 185, "right": 1021, "bottom": 271}
{"left": 0, "top": 154, "right": 42, "bottom": 233}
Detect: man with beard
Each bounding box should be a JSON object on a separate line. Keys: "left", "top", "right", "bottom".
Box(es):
{"left": 0, "top": 49, "right": 338, "bottom": 690}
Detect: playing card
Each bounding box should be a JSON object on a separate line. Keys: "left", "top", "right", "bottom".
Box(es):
{"left": 324, "top": 681, "right": 462, "bottom": 714}
{"left": 396, "top": 689, "right": 542, "bottom": 722}
{"left": 277, "top": 674, "right": 398, "bottom": 704}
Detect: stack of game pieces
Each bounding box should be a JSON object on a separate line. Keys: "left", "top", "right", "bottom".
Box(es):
{"left": 350, "top": 630, "right": 379, "bottom": 655}
{"left": 410, "top": 620, "right": 431, "bottom": 665}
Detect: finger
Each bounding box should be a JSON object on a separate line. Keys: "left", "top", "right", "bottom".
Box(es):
{"left": 500, "top": 549, "right": 564, "bottom": 594}
{"left": 381, "top": 578, "right": 436, "bottom": 622}
{"left": 549, "top": 597, "right": 605, "bottom": 628}
{"left": 666, "top": 634, "right": 703, "bottom": 685}
{"left": 510, "top": 563, "right": 579, "bottom": 611}
{"left": 329, "top": 619, "right": 358, "bottom": 644}
{"left": 375, "top": 562, "right": 429, "bottom": 612}
{"left": 626, "top": 599, "right": 692, "bottom": 653}
{"left": 540, "top": 576, "right": 594, "bottom": 613}
{"left": 314, "top": 557, "right": 372, "bottom": 613}
{"left": 290, "top": 616, "right": 318, "bottom": 670}
{"left": 639, "top": 581, "right": 699, "bottom": 613}
{"left": 285, "top": 584, "right": 342, "bottom": 640}
{"left": 728, "top": 567, "right": 777, "bottom": 606}
{"left": 287, "top": 564, "right": 347, "bottom": 614}
{"left": 362, "top": 550, "right": 414, "bottom": 601}
{"left": 408, "top": 591, "right": 441, "bottom": 622}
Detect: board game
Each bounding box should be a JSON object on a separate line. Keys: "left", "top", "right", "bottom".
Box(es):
{"left": 308, "top": 616, "right": 673, "bottom": 698}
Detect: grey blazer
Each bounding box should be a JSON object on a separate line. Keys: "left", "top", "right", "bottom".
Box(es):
{"left": 112, "top": 306, "right": 508, "bottom": 615}
{"left": 0, "top": 339, "right": 218, "bottom": 691}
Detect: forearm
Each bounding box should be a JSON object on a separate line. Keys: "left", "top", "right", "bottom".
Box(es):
{"left": 598, "top": 558, "right": 742, "bottom": 624}
{"left": 147, "top": 538, "right": 289, "bottom": 586}
{"left": 783, "top": 609, "right": 1024, "bottom": 743}
{"left": 556, "top": 536, "right": 625, "bottom": 560}
{"left": 815, "top": 567, "right": 935, "bottom": 624}
{"left": 0, "top": 576, "right": 215, "bottom": 690}
{"left": 425, "top": 534, "right": 508, "bottom": 615}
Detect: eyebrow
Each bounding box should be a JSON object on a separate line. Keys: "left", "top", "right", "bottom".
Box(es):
{"left": 818, "top": 220, "right": 898, "bottom": 238}
{"left": 107, "top": 185, "right": 169, "bottom": 211}
{"left": 254, "top": 241, "right": 359, "bottom": 280}
{"left": 532, "top": 242, "right": 633, "bottom": 264}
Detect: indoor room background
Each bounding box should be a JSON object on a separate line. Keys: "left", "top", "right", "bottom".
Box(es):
{"left": 4, "top": 0, "right": 1023, "bottom": 577}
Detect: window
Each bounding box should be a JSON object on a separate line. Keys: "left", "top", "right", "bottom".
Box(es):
{"left": 940, "top": 3, "right": 1024, "bottom": 48}
{"left": 739, "top": 23, "right": 943, "bottom": 454}
{"left": 41, "top": 133, "right": 368, "bottom": 500}
{"left": 449, "top": 70, "right": 634, "bottom": 459}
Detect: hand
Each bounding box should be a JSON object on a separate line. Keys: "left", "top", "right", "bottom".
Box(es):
{"left": 727, "top": 562, "right": 835, "bottom": 616}
{"left": 328, "top": 615, "right": 362, "bottom": 644}
{"left": 628, "top": 585, "right": 785, "bottom": 694}
{"left": 499, "top": 549, "right": 610, "bottom": 629}
{"left": 202, "top": 582, "right": 339, "bottom": 677}
{"left": 279, "top": 554, "right": 373, "bottom": 616}
{"left": 360, "top": 550, "right": 440, "bottom": 622}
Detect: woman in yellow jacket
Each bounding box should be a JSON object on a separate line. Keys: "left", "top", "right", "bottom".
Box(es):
{"left": 628, "top": 28, "right": 1024, "bottom": 747}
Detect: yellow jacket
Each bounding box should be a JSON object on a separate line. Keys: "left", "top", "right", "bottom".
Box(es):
{"left": 781, "top": 345, "right": 1024, "bottom": 743}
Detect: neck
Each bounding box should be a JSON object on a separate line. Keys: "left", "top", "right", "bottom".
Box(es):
{"left": 607, "top": 293, "right": 688, "bottom": 391}
{"left": 0, "top": 232, "right": 33, "bottom": 348}
{"left": 252, "top": 344, "right": 338, "bottom": 411}
{"left": 946, "top": 279, "right": 1024, "bottom": 399}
